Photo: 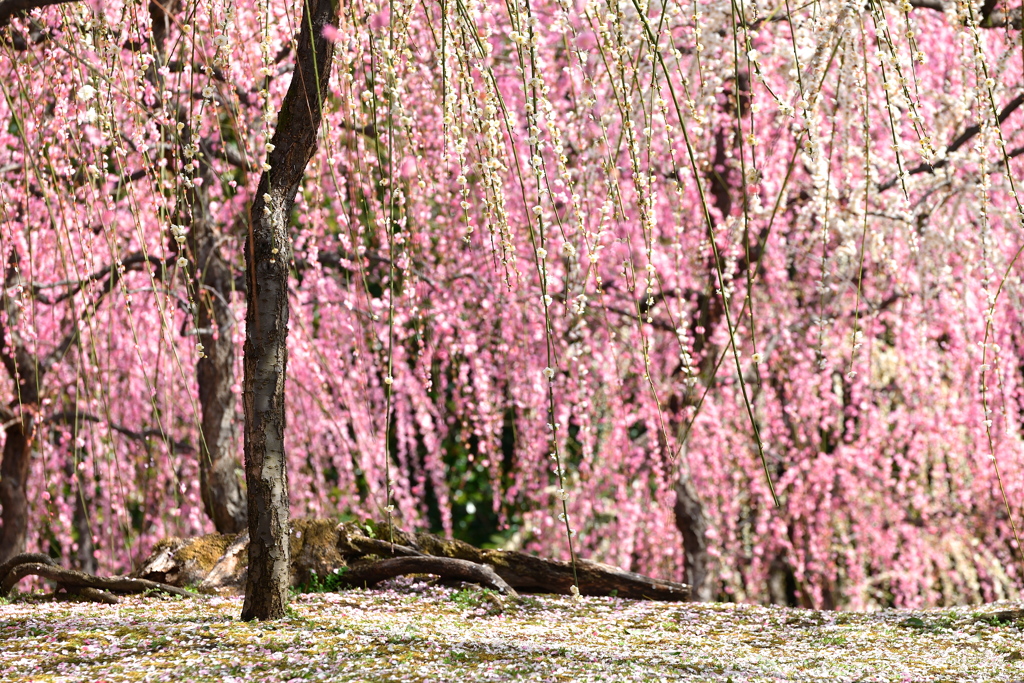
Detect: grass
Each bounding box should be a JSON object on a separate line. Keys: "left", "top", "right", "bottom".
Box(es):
{"left": 0, "top": 579, "right": 1022, "bottom": 681}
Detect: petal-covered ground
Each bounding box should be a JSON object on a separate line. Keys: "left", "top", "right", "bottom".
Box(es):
{"left": 1, "top": 581, "right": 1022, "bottom": 682}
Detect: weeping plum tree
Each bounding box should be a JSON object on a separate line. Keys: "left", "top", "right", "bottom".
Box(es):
{"left": 0, "top": 0, "right": 1023, "bottom": 613}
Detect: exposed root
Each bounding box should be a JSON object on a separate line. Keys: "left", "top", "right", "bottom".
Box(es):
{"left": 343, "top": 556, "right": 519, "bottom": 597}
{"left": 0, "top": 553, "right": 195, "bottom": 603}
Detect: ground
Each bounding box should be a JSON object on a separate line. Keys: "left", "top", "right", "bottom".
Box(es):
{"left": 1, "top": 580, "right": 1022, "bottom": 682}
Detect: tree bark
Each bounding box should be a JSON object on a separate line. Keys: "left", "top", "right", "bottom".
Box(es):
{"left": 0, "top": 254, "right": 43, "bottom": 565}
{"left": 0, "top": 553, "right": 194, "bottom": 600}
{"left": 72, "top": 469, "right": 96, "bottom": 574}
{"left": 0, "top": 420, "right": 32, "bottom": 564}
{"left": 241, "top": 0, "right": 337, "bottom": 621}
{"left": 193, "top": 180, "right": 247, "bottom": 535}
{"left": 674, "top": 473, "right": 712, "bottom": 602}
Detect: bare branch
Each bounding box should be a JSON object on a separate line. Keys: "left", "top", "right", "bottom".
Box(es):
{"left": 199, "top": 137, "right": 255, "bottom": 173}
{"left": 879, "top": 92, "right": 1024, "bottom": 192}
{"left": 30, "top": 253, "right": 170, "bottom": 305}
{"left": 44, "top": 410, "right": 195, "bottom": 453}
{"left": 0, "top": 0, "right": 77, "bottom": 29}
{"left": 908, "top": 0, "right": 946, "bottom": 10}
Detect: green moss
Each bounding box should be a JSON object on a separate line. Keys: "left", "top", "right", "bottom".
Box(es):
{"left": 291, "top": 518, "right": 340, "bottom": 556}
{"left": 173, "top": 533, "right": 236, "bottom": 574}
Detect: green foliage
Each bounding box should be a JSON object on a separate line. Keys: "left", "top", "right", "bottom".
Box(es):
{"left": 449, "top": 587, "right": 493, "bottom": 608}
{"left": 298, "top": 567, "right": 349, "bottom": 594}
{"left": 814, "top": 635, "right": 848, "bottom": 646}
{"left": 899, "top": 616, "right": 954, "bottom": 633}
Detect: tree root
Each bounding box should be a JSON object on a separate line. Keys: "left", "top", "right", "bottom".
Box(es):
{"left": 355, "top": 521, "right": 691, "bottom": 601}
{"left": 343, "top": 556, "right": 518, "bottom": 597}
{"left": 0, "top": 553, "right": 194, "bottom": 603}
{"left": 132, "top": 517, "right": 691, "bottom": 601}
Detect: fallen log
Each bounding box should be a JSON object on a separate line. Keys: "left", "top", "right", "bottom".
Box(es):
{"left": 356, "top": 528, "right": 692, "bottom": 602}
{"left": 0, "top": 553, "right": 195, "bottom": 603}
{"left": 133, "top": 517, "right": 690, "bottom": 601}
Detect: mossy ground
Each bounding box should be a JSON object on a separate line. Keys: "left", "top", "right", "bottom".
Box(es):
{"left": 1, "top": 581, "right": 1022, "bottom": 682}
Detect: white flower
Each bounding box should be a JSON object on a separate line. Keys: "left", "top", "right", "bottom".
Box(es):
{"left": 543, "top": 366, "right": 555, "bottom": 379}
{"left": 176, "top": 257, "right": 188, "bottom": 268}
{"left": 77, "top": 84, "right": 97, "bottom": 102}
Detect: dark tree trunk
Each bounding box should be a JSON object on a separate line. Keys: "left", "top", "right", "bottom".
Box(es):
{"left": 146, "top": 0, "right": 248, "bottom": 535}
{"left": 195, "top": 245, "right": 248, "bottom": 534}
{"left": 0, "top": 255, "right": 44, "bottom": 565}
{"left": 241, "top": 0, "right": 337, "bottom": 621}
{"left": 192, "top": 182, "right": 247, "bottom": 535}
{"left": 674, "top": 472, "right": 712, "bottom": 602}
{"left": 72, "top": 474, "right": 96, "bottom": 575}
{"left": 0, "top": 420, "right": 32, "bottom": 564}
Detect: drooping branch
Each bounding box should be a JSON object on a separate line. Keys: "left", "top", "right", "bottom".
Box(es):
{"left": 907, "top": 0, "right": 1020, "bottom": 27}
{"left": 29, "top": 253, "right": 171, "bottom": 305}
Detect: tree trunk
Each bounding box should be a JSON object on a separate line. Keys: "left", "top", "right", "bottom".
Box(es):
{"left": 674, "top": 472, "right": 712, "bottom": 602}
{"left": 193, "top": 191, "right": 247, "bottom": 535}
{"left": 72, "top": 470, "right": 96, "bottom": 574}
{"left": 241, "top": 0, "right": 337, "bottom": 621}
{"left": 0, "top": 420, "right": 32, "bottom": 565}
{"left": 0, "top": 254, "right": 43, "bottom": 565}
